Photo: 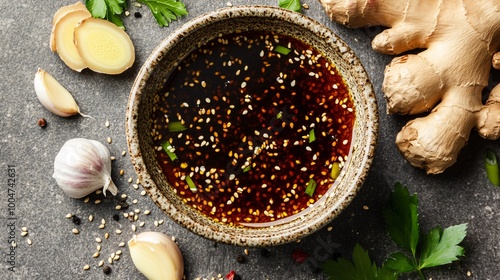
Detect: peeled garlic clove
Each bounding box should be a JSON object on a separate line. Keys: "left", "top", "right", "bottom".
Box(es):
{"left": 34, "top": 68, "right": 88, "bottom": 117}
{"left": 53, "top": 138, "right": 118, "bottom": 199}
{"left": 128, "top": 232, "right": 184, "bottom": 280}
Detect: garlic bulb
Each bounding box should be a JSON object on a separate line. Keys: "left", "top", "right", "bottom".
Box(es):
{"left": 34, "top": 68, "right": 90, "bottom": 117}
{"left": 53, "top": 138, "right": 118, "bottom": 198}
{"left": 128, "top": 232, "right": 184, "bottom": 280}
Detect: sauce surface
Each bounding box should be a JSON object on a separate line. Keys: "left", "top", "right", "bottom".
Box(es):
{"left": 151, "top": 31, "right": 355, "bottom": 226}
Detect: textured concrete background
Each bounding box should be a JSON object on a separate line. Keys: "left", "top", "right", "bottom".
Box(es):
{"left": 1, "top": 0, "right": 499, "bottom": 279}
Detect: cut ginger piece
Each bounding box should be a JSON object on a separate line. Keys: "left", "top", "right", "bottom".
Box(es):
{"left": 74, "top": 17, "right": 135, "bottom": 75}
{"left": 51, "top": 8, "right": 91, "bottom": 71}
{"left": 50, "top": 1, "right": 88, "bottom": 52}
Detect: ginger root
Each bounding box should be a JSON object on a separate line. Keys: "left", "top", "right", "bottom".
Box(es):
{"left": 320, "top": 0, "right": 500, "bottom": 174}
{"left": 50, "top": 2, "right": 135, "bottom": 74}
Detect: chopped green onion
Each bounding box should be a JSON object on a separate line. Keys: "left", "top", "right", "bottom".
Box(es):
{"left": 243, "top": 165, "right": 252, "bottom": 173}
{"left": 305, "top": 179, "right": 317, "bottom": 197}
{"left": 161, "top": 142, "right": 178, "bottom": 161}
{"left": 276, "top": 111, "right": 283, "bottom": 120}
{"left": 274, "top": 45, "right": 291, "bottom": 55}
{"left": 168, "top": 121, "right": 187, "bottom": 132}
{"left": 309, "top": 129, "right": 316, "bottom": 143}
{"left": 185, "top": 175, "right": 198, "bottom": 192}
{"left": 331, "top": 162, "right": 340, "bottom": 179}
{"left": 485, "top": 149, "right": 499, "bottom": 186}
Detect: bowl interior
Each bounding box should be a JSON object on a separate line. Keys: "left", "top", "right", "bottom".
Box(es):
{"left": 126, "top": 6, "right": 378, "bottom": 246}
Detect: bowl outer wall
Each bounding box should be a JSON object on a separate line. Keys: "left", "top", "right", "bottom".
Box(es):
{"left": 126, "top": 5, "right": 379, "bottom": 247}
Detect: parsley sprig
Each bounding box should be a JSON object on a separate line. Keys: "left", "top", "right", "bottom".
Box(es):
{"left": 278, "top": 0, "right": 302, "bottom": 13}
{"left": 322, "top": 183, "right": 468, "bottom": 280}
{"left": 85, "top": 0, "right": 188, "bottom": 29}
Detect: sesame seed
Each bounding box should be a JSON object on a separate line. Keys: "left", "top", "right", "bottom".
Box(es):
{"left": 27, "top": 239, "right": 32, "bottom": 245}
{"left": 21, "top": 231, "right": 28, "bottom": 237}
{"left": 72, "top": 228, "right": 79, "bottom": 234}
{"left": 119, "top": 242, "right": 126, "bottom": 247}
{"left": 96, "top": 237, "right": 102, "bottom": 243}
{"left": 65, "top": 213, "right": 73, "bottom": 219}
{"left": 98, "top": 260, "right": 104, "bottom": 267}
{"left": 115, "top": 229, "right": 122, "bottom": 235}
{"left": 105, "top": 120, "right": 110, "bottom": 127}
{"left": 83, "top": 265, "right": 90, "bottom": 271}
{"left": 107, "top": 137, "right": 112, "bottom": 144}
{"left": 93, "top": 252, "right": 100, "bottom": 258}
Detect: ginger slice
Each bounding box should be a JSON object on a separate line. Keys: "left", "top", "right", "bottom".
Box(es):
{"left": 51, "top": 9, "right": 91, "bottom": 72}
{"left": 50, "top": 2, "right": 88, "bottom": 52}
{"left": 74, "top": 17, "right": 135, "bottom": 75}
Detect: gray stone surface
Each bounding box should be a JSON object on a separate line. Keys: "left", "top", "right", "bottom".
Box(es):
{"left": 0, "top": 0, "right": 499, "bottom": 279}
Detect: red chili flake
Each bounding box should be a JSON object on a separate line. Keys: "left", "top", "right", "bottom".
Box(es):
{"left": 226, "top": 270, "right": 241, "bottom": 280}
{"left": 292, "top": 249, "right": 308, "bottom": 263}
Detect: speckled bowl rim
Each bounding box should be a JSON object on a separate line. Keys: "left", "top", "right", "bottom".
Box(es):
{"left": 126, "top": 5, "right": 378, "bottom": 247}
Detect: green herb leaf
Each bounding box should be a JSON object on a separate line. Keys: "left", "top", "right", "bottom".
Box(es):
{"left": 185, "top": 175, "right": 197, "bottom": 192}
{"left": 161, "top": 141, "right": 178, "bottom": 161}
{"left": 278, "top": 0, "right": 302, "bottom": 13}
{"left": 308, "top": 129, "right": 316, "bottom": 143}
{"left": 137, "top": 0, "right": 188, "bottom": 27}
{"left": 275, "top": 45, "right": 292, "bottom": 55}
{"left": 383, "top": 252, "right": 416, "bottom": 273}
{"left": 485, "top": 149, "right": 499, "bottom": 186}
{"left": 86, "top": 0, "right": 108, "bottom": 19}
{"left": 168, "top": 121, "right": 187, "bottom": 132}
{"left": 322, "top": 244, "right": 397, "bottom": 280}
{"left": 383, "top": 182, "right": 419, "bottom": 256}
{"left": 86, "top": 0, "right": 127, "bottom": 29}
{"left": 418, "top": 224, "right": 467, "bottom": 269}
{"left": 305, "top": 179, "right": 317, "bottom": 197}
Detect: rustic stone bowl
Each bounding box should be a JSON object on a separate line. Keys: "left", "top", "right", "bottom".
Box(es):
{"left": 126, "top": 6, "right": 378, "bottom": 247}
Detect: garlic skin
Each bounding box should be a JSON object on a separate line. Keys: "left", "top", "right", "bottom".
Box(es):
{"left": 128, "top": 232, "right": 184, "bottom": 280}
{"left": 53, "top": 138, "right": 118, "bottom": 198}
{"left": 34, "top": 68, "right": 82, "bottom": 117}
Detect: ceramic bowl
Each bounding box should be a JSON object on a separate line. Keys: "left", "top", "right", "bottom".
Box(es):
{"left": 126, "top": 6, "right": 378, "bottom": 247}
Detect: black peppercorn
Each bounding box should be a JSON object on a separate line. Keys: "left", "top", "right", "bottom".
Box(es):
{"left": 236, "top": 255, "right": 246, "bottom": 264}
{"left": 112, "top": 214, "right": 120, "bottom": 221}
{"left": 72, "top": 216, "right": 81, "bottom": 225}
{"left": 37, "top": 118, "right": 47, "bottom": 128}
{"left": 233, "top": 274, "right": 242, "bottom": 280}
{"left": 103, "top": 266, "right": 112, "bottom": 275}
{"left": 260, "top": 248, "right": 271, "bottom": 257}
{"left": 134, "top": 12, "right": 142, "bottom": 18}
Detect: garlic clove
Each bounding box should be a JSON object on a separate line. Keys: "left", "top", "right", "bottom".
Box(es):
{"left": 128, "top": 232, "right": 184, "bottom": 280}
{"left": 53, "top": 138, "right": 118, "bottom": 198}
{"left": 34, "top": 68, "right": 88, "bottom": 118}
{"left": 50, "top": 1, "right": 89, "bottom": 52}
